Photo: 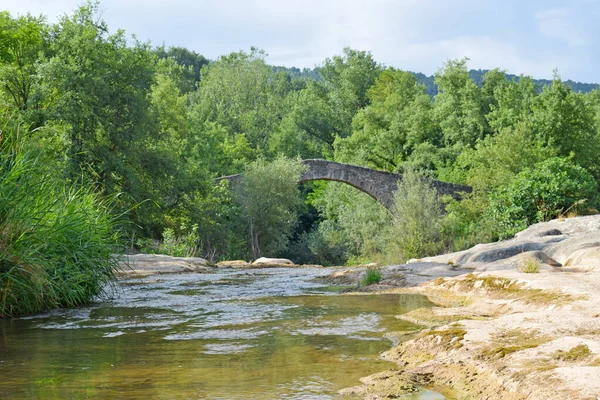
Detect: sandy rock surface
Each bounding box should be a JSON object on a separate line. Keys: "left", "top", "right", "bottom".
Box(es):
{"left": 341, "top": 215, "right": 600, "bottom": 399}
{"left": 252, "top": 257, "right": 295, "bottom": 267}
{"left": 216, "top": 260, "right": 252, "bottom": 268}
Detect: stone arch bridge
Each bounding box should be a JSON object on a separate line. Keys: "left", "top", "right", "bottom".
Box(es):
{"left": 216, "top": 159, "right": 472, "bottom": 211}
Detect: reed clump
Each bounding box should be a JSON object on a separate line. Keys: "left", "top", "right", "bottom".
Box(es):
{"left": 0, "top": 113, "right": 121, "bottom": 318}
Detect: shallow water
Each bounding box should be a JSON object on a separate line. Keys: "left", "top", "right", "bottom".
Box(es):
{"left": 0, "top": 267, "right": 445, "bottom": 399}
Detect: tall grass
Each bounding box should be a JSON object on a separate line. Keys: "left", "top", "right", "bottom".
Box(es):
{"left": 0, "top": 113, "right": 121, "bottom": 318}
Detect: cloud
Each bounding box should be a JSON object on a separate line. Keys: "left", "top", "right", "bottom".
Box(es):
{"left": 0, "top": 0, "right": 597, "bottom": 82}
{"left": 535, "top": 8, "right": 587, "bottom": 47}
{"left": 0, "top": 0, "right": 80, "bottom": 19}
{"left": 407, "top": 36, "right": 565, "bottom": 78}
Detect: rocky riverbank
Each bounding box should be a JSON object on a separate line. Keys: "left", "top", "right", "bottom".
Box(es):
{"left": 115, "top": 215, "right": 600, "bottom": 399}
{"left": 338, "top": 215, "right": 600, "bottom": 399}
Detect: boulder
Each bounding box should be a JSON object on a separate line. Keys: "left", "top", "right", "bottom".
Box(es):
{"left": 252, "top": 257, "right": 295, "bottom": 267}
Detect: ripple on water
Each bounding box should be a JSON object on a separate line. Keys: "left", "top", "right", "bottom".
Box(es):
{"left": 164, "top": 327, "right": 268, "bottom": 341}
{"left": 202, "top": 342, "right": 255, "bottom": 354}
{"left": 292, "top": 313, "right": 384, "bottom": 336}
{"left": 1, "top": 268, "right": 445, "bottom": 399}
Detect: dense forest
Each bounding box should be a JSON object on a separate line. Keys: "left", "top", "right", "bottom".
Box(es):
{"left": 2, "top": 3, "right": 600, "bottom": 316}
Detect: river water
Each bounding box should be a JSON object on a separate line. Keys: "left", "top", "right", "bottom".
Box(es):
{"left": 0, "top": 267, "right": 445, "bottom": 399}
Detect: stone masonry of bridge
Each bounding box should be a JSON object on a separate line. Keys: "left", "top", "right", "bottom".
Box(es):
{"left": 216, "top": 159, "right": 472, "bottom": 211}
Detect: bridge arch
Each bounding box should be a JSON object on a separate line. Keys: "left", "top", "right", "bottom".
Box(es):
{"left": 217, "top": 159, "right": 472, "bottom": 211}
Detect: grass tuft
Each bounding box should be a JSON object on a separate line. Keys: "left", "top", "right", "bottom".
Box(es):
{"left": 552, "top": 344, "right": 592, "bottom": 362}
{"left": 518, "top": 256, "right": 540, "bottom": 273}
{"left": 479, "top": 329, "right": 551, "bottom": 360}
{"left": 362, "top": 267, "right": 382, "bottom": 286}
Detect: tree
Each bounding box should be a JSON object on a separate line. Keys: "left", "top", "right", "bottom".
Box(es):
{"left": 155, "top": 45, "right": 208, "bottom": 92}
{"left": 270, "top": 81, "right": 338, "bottom": 159}
{"left": 390, "top": 170, "right": 444, "bottom": 260}
{"left": 40, "top": 2, "right": 156, "bottom": 196}
{"left": 334, "top": 68, "right": 440, "bottom": 173}
{"left": 457, "top": 122, "right": 555, "bottom": 193}
{"left": 531, "top": 74, "right": 599, "bottom": 177}
{"left": 488, "top": 157, "right": 597, "bottom": 238}
{"left": 434, "top": 59, "right": 489, "bottom": 151}
{"left": 319, "top": 48, "right": 382, "bottom": 138}
{"left": 189, "top": 48, "right": 290, "bottom": 153}
{"left": 236, "top": 157, "right": 307, "bottom": 259}
{"left": 486, "top": 75, "right": 537, "bottom": 132}
{"left": 0, "top": 12, "right": 49, "bottom": 124}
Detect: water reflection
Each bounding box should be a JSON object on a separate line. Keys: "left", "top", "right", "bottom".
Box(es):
{"left": 0, "top": 267, "right": 444, "bottom": 399}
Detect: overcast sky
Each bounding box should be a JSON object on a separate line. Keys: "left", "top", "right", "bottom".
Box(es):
{"left": 2, "top": 0, "right": 599, "bottom": 83}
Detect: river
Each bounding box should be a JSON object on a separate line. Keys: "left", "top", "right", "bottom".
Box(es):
{"left": 0, "top": 267, "right": 445, "bottom": 399}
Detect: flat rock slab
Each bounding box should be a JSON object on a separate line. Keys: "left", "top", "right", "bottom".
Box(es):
{"left": 420, "top": 215, "right": 600, "bottom": 270}
{"left": 117, "top": 253, "right": 210, "bottom": 276}
{"left": 216, "top": 260, "right": 252, "bottom": 268}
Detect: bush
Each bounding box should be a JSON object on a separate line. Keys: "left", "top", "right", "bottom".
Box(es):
{"left": 306, "top": 221, "right": 349, "bottom": 266}
{"left": 308, "top": 182, "right": 395, "bottom": 264}
{"left": 0, "top": 116, "right": 121, "bottom": 318}
{"left": 137, "top": 224, "right": 199, "bottom": 258}
{"left": 362, "top": 267, "right": 382, "bottom": 286}
{"left": 487, "top": 157, "right": 597, "bottom": 239}
{"left": 391, "top": 169, "right": 445, "bottom": 260}
{"left": 442, "top": 194, "right": 496, "bottom": 252}
{"left": 236, "top": 156, "right": 307, "bottom": 259}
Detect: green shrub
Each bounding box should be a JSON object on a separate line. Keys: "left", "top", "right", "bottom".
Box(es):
{"left": 442, "top": 194, "right": 496, "bottom": 252}
{"left": 362, "top": 267, "right": 382, "bottom": 286}
{"left": 306, "top": 221, "right": 349, "bottom": 266}
{"left": 308, "top": 182, "right": 393, "bottom": 264}
{"left": 487, "top": 157, "right": 597, "bottom": 239}
{"left": 236, "top": 156, "right": 307, "bottom": 259}
{"left": 0, "top": 116, "right": 121, "bottom": 318}
{"left": 137, "top": 225, "right": 199, "bottom": 258}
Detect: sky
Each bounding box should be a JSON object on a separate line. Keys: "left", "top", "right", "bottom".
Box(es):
{"left": 2, "top": 0, "right": 599, "bottom": 83}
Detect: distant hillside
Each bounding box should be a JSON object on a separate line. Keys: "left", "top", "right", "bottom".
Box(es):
{"left": 274, "top": 66, "right": 599, "bottom": 96}
{"left": 273, "top": 66, "right": 321, "bottom": 81}
{"left": 412, "top": 69, "right": 599, "bottom": 96}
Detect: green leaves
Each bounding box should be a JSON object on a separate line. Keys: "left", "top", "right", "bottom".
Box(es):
{"left": 334, "top": 68, "right": 439, "bottom": 173}
{"left": 488, "top": 157, "right": 597, "bottom": 238}
{"left": 236, "top": 157, "right": 307, "bottom": 259}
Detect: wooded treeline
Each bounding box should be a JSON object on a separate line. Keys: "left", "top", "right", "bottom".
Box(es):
{"left": 2, "top": 2, "right": 600, "bottom": 279}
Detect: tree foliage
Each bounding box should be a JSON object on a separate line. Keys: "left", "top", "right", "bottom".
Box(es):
{"left": 488, "top": 157, "right": 597, "bottom": 238}
{"left": 2, "top": 1, "right": 600, "bottom": 300}
{"left": 236, "top": 157, "right": 307, "bottom": 259}
{"left": 390, "top": 170, "right": 445, "bottom": 260}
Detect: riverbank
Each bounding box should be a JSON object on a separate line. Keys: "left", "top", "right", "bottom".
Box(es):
{"left": 339, "top": 215, "right": 600, "bottom": 399}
